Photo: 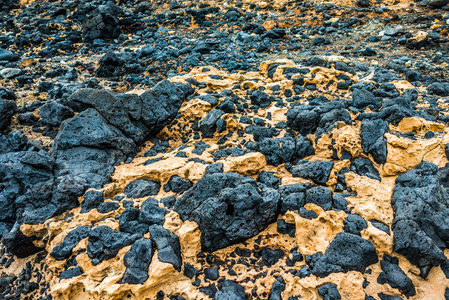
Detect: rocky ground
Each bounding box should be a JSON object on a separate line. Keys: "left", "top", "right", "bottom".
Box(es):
{"left": 1, "top": 0, "right": 449, "bottom": 299}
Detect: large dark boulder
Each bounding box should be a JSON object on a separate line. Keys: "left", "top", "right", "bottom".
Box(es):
{"left": 0, "top": 49, "right": 17, "bottom": 62}
{"left": 258, "top": 137, "right": 296, "bottom": 166}
{"left": 119, "top": 208, "right": 149, "bottom": 236}
{"left": 305, "top": 187, "right": 333, "bottom": 210}
{"left": 215, "top": 280, "right": 248, "bottom": 300}
{"left": 318, "top": 283, "right": 341, "bottom": 300}
{"left": 87, "top": 226, "right": 140, "bottom": 265}
{"left": 350, "top": 158, "right": 380, "bottom": 181}
{"left": 295, "top": 134, "right": 315, "bottom": 159}
{"left": 54, "top": 108, "right": 136, "bottom": 154}
{"left": 287, "top": 107, "right": 320, "bottom": 135}
{"left": 96, "top": 51, "right": 126, "bottom": 78}
{"left": 39, "top": 101, "right": 74, "bottom": 127}
{"left": 250, "top": 90, "right": 273, "bottom": 108}
{"left": 120, "top": 238, "right": 154, "bottom": 284}
{"left": 351, "top": 89, "right": 379, "bottom": 110}
{"left": 0, "top": 99, "right": 17, "bottom": 131}
{"left": 173, "top": 172, "right": 280, "bottom": 252}
{"left": 50, "top": 226, "right": 90, "bottom": 260}
{"left": 82, "top": 10, "right": 121, "bottom": 42}
{"left": 124, "top": 179, "right": 161, "bottom": 198}
{"left": 1, "top": 81, "right": 193, "bottom": 257}
{"left": 377, "top": 257, "right": 416, "bottom": 297}
{"left": 138, "top": 197, "right": 168, "bottom": 226}
{"left": 391, "top": 162, "right": 449, "bottom": 272}
{"left": 360, "top": 119, "right": 388, "bottom": 164}
{"left": 149, "top": 225, "right": 182, "bottom": 271}
{"left": 80, "top": 191, "right": 104, "bottom": 213}
{"left": 428, "top": 82, "right": 449, "bottom": 96}
{"left": 0, "top": 149, "right": 56, "bottom": 251}
{"left": 200, "top": 109, "right": 225, "bottom": 138}
{"left": 164, "top": 175, "right": 193, "bottom": 194}
{"left": 268, "top": 277, "right": 285, "bottom": 300}
{"left": 291, "top": 160, "right": 334, "bottom": 186}
{"left": 313, "top": 232, "right": 378, "bottom": 277}
{"left": 140, "top": 80, "right": 193, "bottom": 134}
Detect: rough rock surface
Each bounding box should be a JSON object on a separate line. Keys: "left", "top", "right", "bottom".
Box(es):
{"left": 2, "top": 0, "right": 449, "bottom": 299}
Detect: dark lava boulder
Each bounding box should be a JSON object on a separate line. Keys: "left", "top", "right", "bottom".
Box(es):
{"left": 215, "top": 280, "right": 248, "bottom": 300}
{"left": 121, "top": 238, "right": 154, "bottom": 284}
{"left": 261, "top": 248, "right": 285, "bottom": 266}
{"left": 66, "top": 88, "right": 145, "bottom": 143}
{"left": 318, "top": 283, "right": 341, "bottom": 300}
{"left": 54, "top": 108, "right": 136, "bottom": 155}
{"left": 138, "top": 197, "right": 168, "bottom": 226}
{"left": 96, "top": 51, "right": 126, "bottom": 78}
{"left": 173, "top": 172, "right": 280, "bottom": 252}
{"left": 305, "top": 187, "right": 333, "bottom": 210}
{"left": 428, "top": 82, "right": 449, "bottom": 96}
{"left": 0, "top": 149, "right": 55, "bottom": 257}
{"left": 200, "top": 109, "right": 225, "bottom": 138}
{"left": 119, "top": 208, "right": 149, "bottom": 236}
{"left": 164, "top": 175, "right": 193, "bottom": 194}
{"left": 149, "top": 225, "right": 182, "bottom": 271}
{"left": 1, "top": 77, "right": 193, "bottom": 258}
{"left": 80, "top": 191, "right": 104, "bottom": 213}
{"left": 0, "top": 49, "right": 17, "bottom": 62}
{"left": 60, "top": 267, "right": 83, "bottom": 280}
{"left": 350, "top": 158, "right": 380, "bottom": 181}
{"left": 291, "top": 160, "right": 334, "bottom": 186}
{"left": 360, "top": 119, "right": 388, "bottom": 164}
{"left": 39, "top": 101, "right": 74, "bottom": 127}
{"left": 124, "top": 179, "right": 161, "bottom": 198}
{"left": 250, "top": 90, "right": 273, "bottom": 108}
{"left": 82, "top": 9, "right": 121, "bottom": 42}
{"left": 313, "top": 232, "right": 378, "bottom": 277}
{"left": 351, "top": 88, "right": 379, "bottom": 110}
{"left": 343, "top": 214, "right": 367, "bottom": 236}
{"left": 287, "top": 107, "right": 320, "bottom": 135}
{"left": 295, "top": 134, "right": 315, "bottom": 159}
{"left": 140, "top": 80, "right": 194, "bottom": 135}
{"left": 377, "top": 257, "right": 416, "bottom": 297}
{"left": 258, "top": 137, "right": 296, "bottom": 166}
{"left": 391, "top": 162, "right": 449, "bottom": 272}
{"left": 87, "top": 226, "right": 140, "bottom": 265}
{"left": 268, "top": 277, "right": 285, "bottom": 300}
{"left": 0, "top": 99, "right": 17, "bottom": 131}
{"left": 50, "top": 226, "right": 90, "bottom": 260}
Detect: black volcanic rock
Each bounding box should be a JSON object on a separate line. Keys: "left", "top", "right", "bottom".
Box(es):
{"left": 50, "top": 226, "right": 90, "bottom": 260}
{"left": 0, "top": 99, "right": 17, "bottom": 131}
{"left": 291, "top": 160, "right": 334, "bottom": 186}
{"left": 82, "top": 8, "right": 122, "bottom": 42}
{"left": 39, "top": 101, "right": 74, "bottom": 127}
{"left": 313, "top": 232, "right": 378, "bottom": 277}
{"left": 391, "top": 162, "right": 449, "bottom": 272}
{"left": 377, "top": 258, "right": 416, "bottom": 297}
{"left": 1, "top": 81, "right": 193, "bottom": 257}
{"left": 87, "top": 226, "right": 139, "bottom": 265}
{"left": 121, "top": 238, "right": 154, "bottom": 284}
{"left": 149, "top": 225, "right": 182, "bottom": 271}
{"left": 164, "top": 175, "right": 193, "bottom": 194}
{"left": 360, "top": 119, "right": 388, "bottom": 164}
{"left": 216, "top": 280, "right": 248, "bottom": 300}
{"left": 124, "top": 179, "right": 161, "bottom": 198}
{"left": 318, "top": 283, "right": 341, "bottom": 300}
{"left": 258, "top": 137, "right": 296, "bottom": 166}
{"left": 173, "top": 172, "right": 280, "bottom": 252}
